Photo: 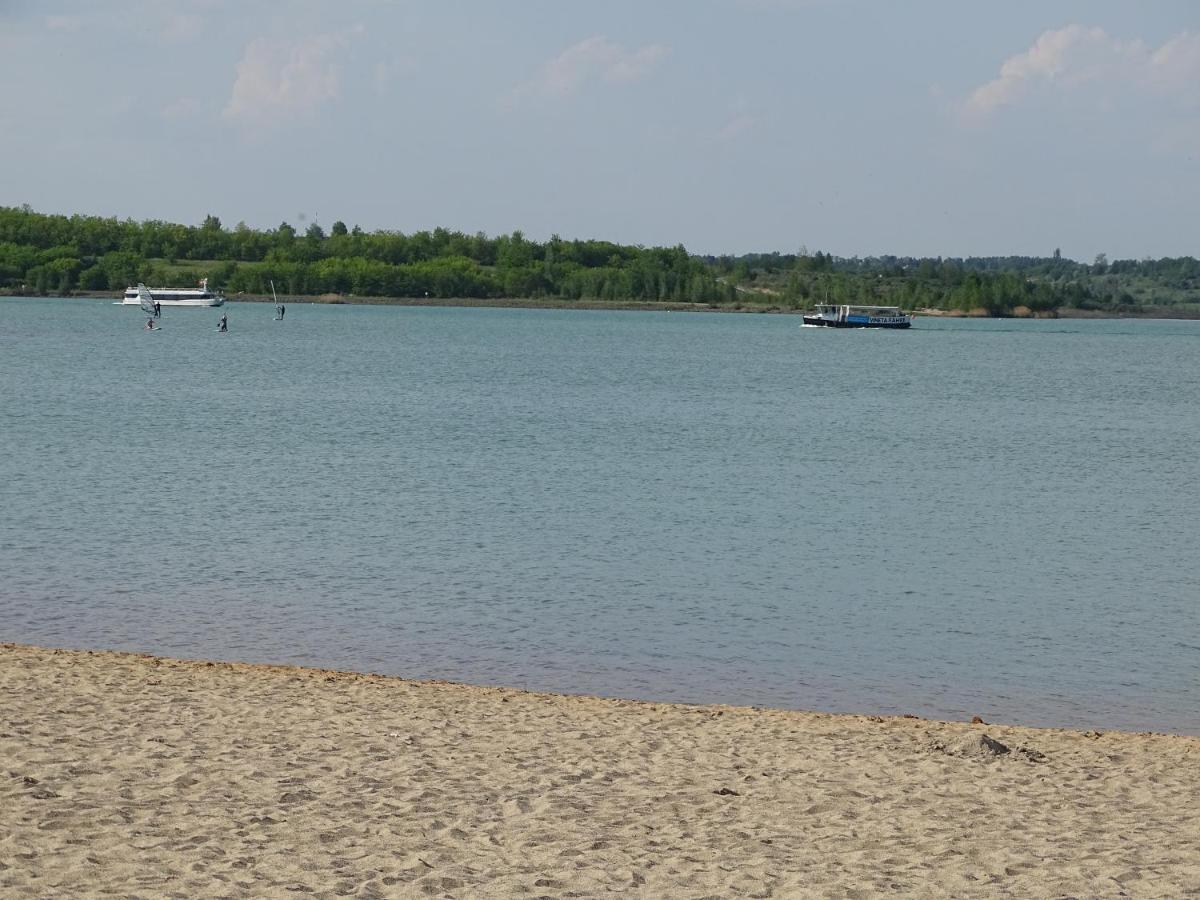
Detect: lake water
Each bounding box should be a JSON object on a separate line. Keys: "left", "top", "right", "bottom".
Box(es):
{"left": 2, "top": 297, "right": 1198, "bottom": 733}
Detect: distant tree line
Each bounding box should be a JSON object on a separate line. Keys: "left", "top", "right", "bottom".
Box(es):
{"left": 2, "top": 205, "right": 1196, "bottom": 314}
{"left": 708, "top": 247, "right": 1200, "bottom": 315}
{"left": 0, "top": 206, "right": 735, "bottom": 304}
{"left": 707, "top": 249, "right": 1200, "bottom": 284}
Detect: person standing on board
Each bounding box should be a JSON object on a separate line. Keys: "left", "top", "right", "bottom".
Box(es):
{"left": 153, "top": 301, "right": 161, "bottom": 318}
{"left": 275, "top": 303, "right": 285, "bottom": 320}
{"left": 217, "top": 312, "right": 228, "bottom": 333}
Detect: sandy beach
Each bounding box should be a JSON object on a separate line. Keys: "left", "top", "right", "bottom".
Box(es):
{"left": 1, "top": 644, "right": 1196, "bottom": 898}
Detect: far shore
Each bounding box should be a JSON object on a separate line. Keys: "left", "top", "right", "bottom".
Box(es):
{"left": 8, "top": 289, "right": 1200, "bottom": 319}
{"left": 2, "top": 642, "right": 1198, "bottom": 897}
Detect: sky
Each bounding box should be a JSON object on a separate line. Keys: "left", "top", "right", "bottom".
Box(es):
{"left": 1, "top": 0, "right": 1197, "bottom": 260}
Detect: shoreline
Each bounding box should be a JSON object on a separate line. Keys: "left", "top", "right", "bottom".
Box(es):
{"left": 8, "top": 290, "right": 1200, "bottom": 319}
{"left": 2, "top": 641, "right": 1190, "bottom": 737}
{"left": 3, "top": 642, "right": 1198, "bottom": 896}
{"left": 4, "top": 291, "right": 797, "bottom": 315}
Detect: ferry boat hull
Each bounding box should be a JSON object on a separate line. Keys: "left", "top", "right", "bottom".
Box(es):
{"left": 801, "top": 315, "right": 911, "bottom": 328}
{"left": 120, "top": 295, "right": 225, "bottom": 307}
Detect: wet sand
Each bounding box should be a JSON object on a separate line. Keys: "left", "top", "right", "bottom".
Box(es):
{"left": 2, "top": 643, "right": 1197, "bottom": 898}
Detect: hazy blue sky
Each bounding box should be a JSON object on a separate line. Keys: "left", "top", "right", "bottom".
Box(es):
{"left": 1, "top": 1, "right": 1197, "bottom": 259}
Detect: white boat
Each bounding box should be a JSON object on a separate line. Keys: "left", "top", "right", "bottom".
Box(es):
{"left": 120, "top": 278, "right": 225, "bottom": 307}
{"left": 802, "top": 303, "right": 912, "bottom": 328}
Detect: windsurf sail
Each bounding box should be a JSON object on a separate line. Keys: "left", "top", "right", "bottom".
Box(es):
{"left": 136, "top": 283, "right": 156, "bottom": 315}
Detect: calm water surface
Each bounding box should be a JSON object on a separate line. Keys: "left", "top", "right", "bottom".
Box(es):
{"left": 2, "top": 297, "right": 1198, "bottom": 733}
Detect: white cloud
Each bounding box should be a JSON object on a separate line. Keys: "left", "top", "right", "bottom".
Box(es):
{"left": 223, "top": 31, "right": 360, "bottom": 125}
{"left": 507, "top": 36, "right": 669, "bottom": 106}
{"left": 965, "top": 26, "right": 1200, "bottom": 118}
{"left": 965, "top": 25, "right": 1134, "bottom": 115}
{"left": 1148, "top": 31, "right": 1200, "bottom": 93}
